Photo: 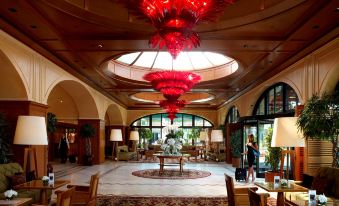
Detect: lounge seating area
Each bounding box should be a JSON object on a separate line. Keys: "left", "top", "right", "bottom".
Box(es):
{"left": 117, "top": 146, "right": 137, "bottom": 161}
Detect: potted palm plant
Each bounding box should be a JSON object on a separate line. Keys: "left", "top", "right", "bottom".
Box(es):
{"left": 80, "top": 123, "right": 96, "bottom": 165}
{"left": 264, "top": 127, "right": 282, "bottom": 182}
{"left": 297, "top": 93, "right": 339, "bottom": 168}
{"left": 230, "top": 130, "right": 242, "bottom": 167}
{"left": 139, "top": 128, "right": 152, "bottom": 150}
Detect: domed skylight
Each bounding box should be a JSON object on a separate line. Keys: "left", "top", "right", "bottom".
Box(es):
{"left": 116, "top": 51, "right": 235, "bottom": 71}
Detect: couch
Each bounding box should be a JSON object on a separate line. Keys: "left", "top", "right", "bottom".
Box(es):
{"left": 286, "top": 167, "right": 339, "bottom": 205}
{"left": 181, "top": 146, "right": 200, "bottom": 161}
{"left": 117, "top": 145, "right": 136, "bottom": 161}
{"left": 0, "top": 163, "right": 52, "bottom": 205}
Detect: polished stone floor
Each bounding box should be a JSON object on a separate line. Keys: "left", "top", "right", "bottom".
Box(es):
{"left": 52, "top": 159, "right": 263, "bottom": 197}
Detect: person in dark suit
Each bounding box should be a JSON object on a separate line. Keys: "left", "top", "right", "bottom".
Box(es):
{"left": 59, "top": 135, "right": 70, "bottom": 163}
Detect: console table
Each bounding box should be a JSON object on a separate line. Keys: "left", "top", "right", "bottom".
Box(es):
{"left": 155, "top": 154, "right": 190, "bottom": 174}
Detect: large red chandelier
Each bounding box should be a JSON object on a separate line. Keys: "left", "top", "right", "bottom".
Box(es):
{"left": 124, "top": 0, "right": 234, "bottom": 59}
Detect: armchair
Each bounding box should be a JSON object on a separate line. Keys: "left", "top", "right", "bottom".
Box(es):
{"left": 117, "top": 145, "right": 136, "bottom": 161}
{"left": 248, "top": 187, "right": 269, "bottom": 206}
{"left": 67, "top": 173, "right": 99, "bottom": 206}
{"left": 225, "top": 174, "right": 257, "bottom": 206}
{"left": 32, "top": 187, "right": 75, "bottom": 206}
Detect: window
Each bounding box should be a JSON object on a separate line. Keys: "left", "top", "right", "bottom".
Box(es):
{"left": 253, "top": 83, "right": 299, "bottom": 116}
{"left": 226, "top": 106, "right": 239, "bottom": 123}
{"left": 130, "top": 113, "right": 213, "bottom": 144}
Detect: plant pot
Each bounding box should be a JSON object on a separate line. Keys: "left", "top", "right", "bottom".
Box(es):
{"left": 265, "top": 171, "right": 281, "bottom": 182}
{"left": 232, "top": 157, "right": 241, "bottom": 168}
{"left": 83, "top": 155, "right": 93, "bottom": 166}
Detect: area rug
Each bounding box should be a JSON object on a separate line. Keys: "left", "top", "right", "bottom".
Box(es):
{"left": 132, "top": 169, "right": 211, "bottom": 179}
{"left": 97, "top": 195, "right": 228, "bottom": 206}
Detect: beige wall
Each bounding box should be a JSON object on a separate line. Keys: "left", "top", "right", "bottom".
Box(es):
{"left": 217, "top": 38, "right": 339, "bottom": 125}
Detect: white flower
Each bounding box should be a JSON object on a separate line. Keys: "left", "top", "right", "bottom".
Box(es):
{"left": 161, "top": 144, "right": 168, "bottom": 150}
{"left": 318, "top": 194, "right": 327, "bottom": 204}
{"left": 167, "top": 138, "right": 175, "bottom": 146}
{"left": 280, "top": 179, "right": 288, "bottom": 186}
{"left": 175, "top": 144, "right": 182, "bottom": 150}
{"left": 42, "top": 176, "right": 49, "bottom": 181}
{"left": 4, "top": 189, "right": 18, "bottom": 198}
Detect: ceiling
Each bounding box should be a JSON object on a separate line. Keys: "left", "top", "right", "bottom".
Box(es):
{"left": 0, "top": 0, "right": 338, "bottom": 110}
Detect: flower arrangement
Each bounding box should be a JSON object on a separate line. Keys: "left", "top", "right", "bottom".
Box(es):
{"left": 42, "top": 176, "right": 49, "bottom": 185}
{"left": 161, "top": 138, "right": 182, "bottom": 155}
{"left": 317, "top": 194, "right": 327, "bottom": 205}
{"left": 280, "top": 179, "right": 288, "bottom": 187}
{"left": 4, "top": 189, "right": 17, "bottom": 200}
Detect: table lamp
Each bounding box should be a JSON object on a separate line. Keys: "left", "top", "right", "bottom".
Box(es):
{"left": 129, "top": 130, "right": 139, "bottom": 152}
{"left": 110, "top": 129, "right": 122, "bottom": 160}
{"left": 211, "top": 129, "right": 223, "bottom": 161}
{"left": 271, "top": 117, "right": 305, "bottom": 180}
{"left": 199, "top": 130, "right": 208, "bottom": 160}
{"left": 14, "top": 116, "right": 48, "bottom": 178}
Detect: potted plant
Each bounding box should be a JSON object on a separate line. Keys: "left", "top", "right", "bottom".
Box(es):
{"left": 47, "top": 112, "right": 57, "bottom": 134}
{"left": 264, "top": 127, "right": 282, "bottom": 182}
{"left": 80, "top": 123, "right": 96, "bottom": 165}
{"left": 139, "top": 128, "right": 152, "bottom": 150}
{"left": 230, "top": 130, "right": 242, "bottom": 167}
{"left": 187, "top": 127, "right": 200, "bottom": 145}
{"left": 0, "top": 113, "right": 11, "bottom": 163}
{"left": 297, "top": 93, "right": 339, "bottom": 168}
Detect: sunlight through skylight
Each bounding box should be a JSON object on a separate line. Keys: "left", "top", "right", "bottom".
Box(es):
{"left": 115, "top": 51, "right": 234, "bottom": 71}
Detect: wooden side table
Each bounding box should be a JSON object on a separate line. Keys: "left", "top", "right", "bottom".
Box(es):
{"left": 0, "top": 198, "right": 31, "bottom": 206}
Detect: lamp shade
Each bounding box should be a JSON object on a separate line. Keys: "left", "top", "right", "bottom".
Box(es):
{"left": 14, "top": 116, "right": 48, "bottom": 145}
{"left": 199, "top": 130, "right": 208, "bottom": 141}
{"left": 110, "top": 129, "right": 122, "bottom": 141}
{"left": 271, "top": 117, "right": 305, "bottom": 147}
{"left": 211, "top": 130, "right": 223, "bottom": 142}
{"left": 129, "top": 131, "right": 139, "bottom": 141}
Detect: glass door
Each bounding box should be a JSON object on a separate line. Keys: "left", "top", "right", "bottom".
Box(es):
{"left": 257, "top": 120, "right": 273, "bottom": 178}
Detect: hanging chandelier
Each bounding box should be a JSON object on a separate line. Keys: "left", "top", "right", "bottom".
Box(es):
{"left": 124, "top": 0, "right": 234, "bottom": 59}
{"left": 144, "top": 71, "right": 201, "bottom": 101}
{"left": 159, "top": 100, "right": 186, "bottom": 121}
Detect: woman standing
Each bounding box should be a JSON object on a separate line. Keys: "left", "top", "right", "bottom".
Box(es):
{"left": 243, "top": 134, "right": 259, "bottom": 183}
{"left": 59, "top": 135, "right": 70, "bottom": 163}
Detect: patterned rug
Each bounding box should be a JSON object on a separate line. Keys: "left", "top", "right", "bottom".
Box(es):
{"left": 132, "top": 169, "right": 211, "bottom": 179}
{"left": 98, "top": 195, "right": 228, "bottom": 206}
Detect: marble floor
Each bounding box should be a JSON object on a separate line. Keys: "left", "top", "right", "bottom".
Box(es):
{"left": 52, "top": 160, "right": 263, "bottom": 197}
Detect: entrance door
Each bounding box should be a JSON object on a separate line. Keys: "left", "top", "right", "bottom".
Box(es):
{"left": 257, "top": 120, "right": 273, "bottom": 178}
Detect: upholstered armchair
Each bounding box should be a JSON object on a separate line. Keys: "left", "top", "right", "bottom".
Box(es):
{"left": 117, "top": 145, "right": 136, "bottom": 161}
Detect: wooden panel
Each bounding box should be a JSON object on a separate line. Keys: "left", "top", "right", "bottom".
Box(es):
{"left": 78, "top": 119, "right": 101, "bottom": 165}
{"left": 305, "top": 140, "right": 333, "bottom": 176}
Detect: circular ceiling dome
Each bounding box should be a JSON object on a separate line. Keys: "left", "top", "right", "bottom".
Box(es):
{"left": 130, "top": 92, "right": 214, "bottom": 103}
{"left": 108, "top": 51, "right": 238, "bottom": 82}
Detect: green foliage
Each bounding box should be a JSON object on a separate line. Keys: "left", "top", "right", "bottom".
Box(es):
{"left": 0, "top": 113, "right": 11, "bottom": 163}
{"left": 47, "top": 112, "right": 58, "bottom": 134}
{"left": 80, "top": 124, "right": 96, "bottom": 138}
{"left": 264, "top": 128, "right": 282, "bottom": 172}
{"left": 297, "top": 92, "right": 339, "bottom": 167}
{"left": 139, "top": 128, "right": 152, "bottom": 142}
{"left": 187, "top": 127, "right": 200, "bottom": 145}
{"left": 230, "top": 130, "right": 242, "bottom": 158}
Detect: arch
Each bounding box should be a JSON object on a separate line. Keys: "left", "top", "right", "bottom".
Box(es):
{"left": 0, "top": 50, "right": 28, "bottom": 99}
{"left": 225, "top": 105, "right": 240, "bottom": 124}
{"left": 105, "top": 104, "right": 124, "bottom": 125}
{"left": 47, "top": 80, "right": 99, "bottom": 119}
{"left": 320, "top": 64, "right": 339, "bottom": 95}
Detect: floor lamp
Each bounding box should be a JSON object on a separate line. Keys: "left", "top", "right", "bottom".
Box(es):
{"left": 199, "top": 130, "right": 208, "bottom": 160}
{"left": 211, "top": 129, "right": 223, "bottom": 162}
{"left": 110, "top": 129, "right": 122, "bottom": 160}
{"left": 129, "top": 130, "right": 139, "bottom": 152}
{"left": 14, "top": 116, "right": 48, "bottom": 178}
{"left": 271, "top": 117, "right": 305, "bottom": 180}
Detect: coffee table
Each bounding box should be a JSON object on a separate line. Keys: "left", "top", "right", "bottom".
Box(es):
{"left": 0, "top": 198, "right": 31, "bottom": 206}
{"left": 254, "top": 181, "right": 308, "bottom": 206}
{"left": 155, "top": 154, "right": 190, "bottom": 174}
{"left": 14, "top": 180, "right": 70, "bottom": 204}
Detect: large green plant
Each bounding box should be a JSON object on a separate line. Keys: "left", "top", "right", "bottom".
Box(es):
{"left": 230, "top": 130, "right": 242, "bottom": 158}
{"left": 80, "top": 124, "right": 96, "bottom": 156}
{"left": 47, "top": 112, "right": 58, "bottom": 134}
{"left": 0, "top": 113, "right": 11, "bottom": 163}
{"left": 187, "top": 127, "right": 200, "bottom": 145}
{"left": 297, "top": 93, "right": 339, "bottom": 168}
{"left": 139, "top": 128, "right": 152, "bottom": 148}
{"left": 264, "top": 128, "right": 282, "bottom": 172}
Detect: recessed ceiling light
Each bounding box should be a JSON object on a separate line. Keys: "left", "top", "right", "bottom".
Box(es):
{"left": 335, "top": 8, "right": 339, "bottom": 12}
{"left": 30, "top": 25, "right": 37, "bottom": 29}
{"left": 98, "top": 44, "right": 103, "bottom": 48}
{"left": 312, "top": 25, "right": 320, "bottom": 29}
{"left": 8, "top": 8, "right": 17, "bottom": 13}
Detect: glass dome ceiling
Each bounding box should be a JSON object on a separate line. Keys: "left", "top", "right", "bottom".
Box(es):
{"left": 116, "top": 51, "right": 235, "bottom": 71}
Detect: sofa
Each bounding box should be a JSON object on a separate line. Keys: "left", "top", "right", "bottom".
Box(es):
{"left": 0, "top": 163, "right": 52, "bottom": 204}
{"left": 117, "top": 145, "right": 136, "bottom": 161}
{"left": 286, "top": 167, "right": 339, "bottom": 205}
{"left": 181, "top": 146, "right": 200, "bottom": 161}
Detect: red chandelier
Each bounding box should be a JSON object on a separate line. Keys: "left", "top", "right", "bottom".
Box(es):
{"left": 144, "top": 71, "right": 201, "bottom": 101}
{"left": 124, "top": 0, "right": 234, "bottom": 59}
{"left": 159, "top": 100, "right": 186, "bottom": 121}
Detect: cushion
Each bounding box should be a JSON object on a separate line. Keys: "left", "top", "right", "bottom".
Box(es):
{"left": 6, "top": 173, "right": 26, "bottom": 189}
{"left": 301, "top": 174, "right": 314, "bottom": 188}
{"left": 311, "top": 176, "right": 329, "bottom": 195}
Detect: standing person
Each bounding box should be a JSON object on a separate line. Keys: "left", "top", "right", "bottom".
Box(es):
{"left": 59, "top": 134, "right": 69, "bottom": 163}
{"left": 242, "top": 134, "right": 259, "bottom": 183}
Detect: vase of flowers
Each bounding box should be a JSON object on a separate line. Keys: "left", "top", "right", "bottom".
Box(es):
{"left": 317, "top": 194, "right": 327, "bottom": 206}
{"left": 4, "top": 189, "right": 17, "bottom": 200}
{"left": 280, "top": 179, "right": 288, "bottom": 187}
{"left": 42, "top": 176, "right": 49, "bottom": 186}
{"left": 161, "top": 138, "right": 182, "bottom": 155}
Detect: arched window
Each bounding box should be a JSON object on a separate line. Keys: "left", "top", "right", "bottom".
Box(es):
{"left": 131, "top": 113, "right": 213, "bottom": 144}
{"left": 253, "top": 83, "right": 299, "bottom": 116}
{"left": 226, "top": 106, "right": 239, "bottom": 124}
